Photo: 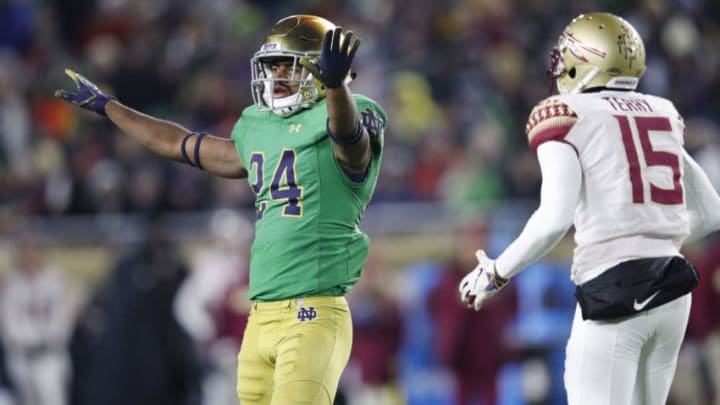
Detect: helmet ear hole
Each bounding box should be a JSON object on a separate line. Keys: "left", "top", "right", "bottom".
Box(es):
{"left": 568, "top": 67, "right": 576, "bottom": 78}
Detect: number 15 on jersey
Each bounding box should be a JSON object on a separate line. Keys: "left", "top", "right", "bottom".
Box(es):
{"left": 615, "top": 115, "right": 683, "bottom": 205}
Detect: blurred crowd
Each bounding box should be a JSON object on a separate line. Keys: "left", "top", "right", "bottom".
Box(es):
{"left": 1, "top": 0, "right": 720, "bottom": 404}
{"left": 2, "top": 0, "right": 719, "bottom": 219}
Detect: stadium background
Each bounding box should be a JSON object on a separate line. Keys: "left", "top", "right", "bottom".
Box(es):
{"left": 0, "top": 0, "right": 719, "bottom": 404}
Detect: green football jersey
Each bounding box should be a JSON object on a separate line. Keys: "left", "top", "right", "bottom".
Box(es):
{"left": 231, "top": 94, "right": 386, "bottom": 301}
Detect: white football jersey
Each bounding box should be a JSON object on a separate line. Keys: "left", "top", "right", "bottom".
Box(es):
{"left": 526, "top": 90, "right": 689, "bottom": 283}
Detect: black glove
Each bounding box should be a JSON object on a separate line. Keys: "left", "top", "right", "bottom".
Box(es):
{"left": 54, "top": 69, "right": 115, "bottom": 116}
{"left": 300, "top": 27, "right": 360, "bottom": 88}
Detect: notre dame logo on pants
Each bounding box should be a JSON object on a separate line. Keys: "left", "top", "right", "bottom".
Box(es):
{"left": 297, "top": 306, "right": 317, "bottom": 321}
{"left": 237, "top": 296, "right": 352, "bottom": 405}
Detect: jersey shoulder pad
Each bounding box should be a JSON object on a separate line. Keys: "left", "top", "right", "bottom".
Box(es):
{"left": 525, "top": 98, "right": 578, "bottom": 151}
{"left": 353, "top": 93, "right": 387, "bottom": 125}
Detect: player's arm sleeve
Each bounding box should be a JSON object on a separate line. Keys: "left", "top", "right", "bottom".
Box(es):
{"left": 332, "top": 98, "right": 386, "bottom": 184}
{"left": 526, "top": 99, "right": 578, "bottom": 151}
{"left": 495, "top": 141, "right": 581, "bottom": 278}
{"left": 682, "top": 149, "right": 720, "bottom": 244}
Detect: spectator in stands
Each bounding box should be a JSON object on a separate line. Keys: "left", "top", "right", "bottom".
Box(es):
{"left": 69, "top": 220, "right": 202, "bottom": 405}
{"left": 429, "top": 220, "right": 517, "bottom": 404}
{"left": 0, "top": 238, "right": 80, "bottom": 405}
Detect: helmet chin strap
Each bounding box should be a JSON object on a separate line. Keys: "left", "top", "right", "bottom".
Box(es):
{"left": 261, "top": 85, "right": 305, "bottom": 117}
{"left": 572, "top": 67, "right": 600, "bottom": 93}
{"left": 271, "top": 106, "right": 299, "bottom": 117}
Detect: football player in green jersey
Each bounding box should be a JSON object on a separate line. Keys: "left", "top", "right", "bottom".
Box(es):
{"left": 55, "top": 14, "right": 386, "bottom": 405}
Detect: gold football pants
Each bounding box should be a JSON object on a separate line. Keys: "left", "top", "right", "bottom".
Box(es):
{"left": 236, "top": 296, "right": 352, "bottom": 405}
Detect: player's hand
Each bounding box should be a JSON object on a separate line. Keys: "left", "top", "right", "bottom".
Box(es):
{"left": 458, "top": 250, "right": 509, "bottom": 311}
{"left": 300, "top": 27, "right": 360, "bottom": 88}
{"left": 54, "top": 69, "right": 115, "bottom": 116}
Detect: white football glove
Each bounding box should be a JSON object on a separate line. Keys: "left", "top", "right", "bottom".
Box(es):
{"left": 458, "top": 250, "right": 509, "bottom": 311}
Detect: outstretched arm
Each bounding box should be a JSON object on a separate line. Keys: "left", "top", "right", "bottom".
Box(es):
{"left": 494, "top": 141, "right": 580, "bottom": 278}
{"left": 460, "top": 141, "right": 579, "bottom": 311}
{"left": 55, "top": 69, "right": 247, "bottom": 179}
{"left": 105, "top": 102, "right": 246, "bottom": 178}
{"left": 301, "top": 28, "right": 371, "bottom": 174}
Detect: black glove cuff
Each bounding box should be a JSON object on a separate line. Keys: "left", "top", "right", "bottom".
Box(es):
{"left": 322, "top": 78, "right": 344, "bottom": 89}
{"left": 97, "top": 95, "right": 116, "bottom": 117}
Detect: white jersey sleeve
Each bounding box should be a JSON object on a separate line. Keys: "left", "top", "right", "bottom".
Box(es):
{"left": 682, "top": 149, "right": 720, "bottom": 243}
{"left": 526, "top": 91, "right": 689, "bottom": 284}
{"left": 495, "top": 141, "right": 580, "bottom": 279}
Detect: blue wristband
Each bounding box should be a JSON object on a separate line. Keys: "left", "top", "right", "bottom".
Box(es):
{"left": 326, "top": 119, "right": 364, "bottom": 145}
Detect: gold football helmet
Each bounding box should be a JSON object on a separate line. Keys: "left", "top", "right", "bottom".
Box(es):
{"left": 549, "top": 12, "right": 646, "bottom": 94}
{"left": 251, "top": 15, "right": 335, "bottom": 116}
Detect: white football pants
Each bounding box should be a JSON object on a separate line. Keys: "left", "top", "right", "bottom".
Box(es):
{"left": 564, "top": 293, "right": 691, "bottom": 405}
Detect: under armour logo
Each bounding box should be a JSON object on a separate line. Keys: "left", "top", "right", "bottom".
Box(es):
{"left": 297, "top": 306, "right": 317, "bottom": 322}
{"left": 289, "top": 123, "right": 302, "bottom": 133}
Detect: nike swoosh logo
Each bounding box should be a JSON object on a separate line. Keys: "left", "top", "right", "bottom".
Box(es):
{"left": 633, "top": 290, "right": 661, "bottom": 311}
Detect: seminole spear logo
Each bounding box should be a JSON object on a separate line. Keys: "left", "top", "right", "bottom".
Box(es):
{"left": 562, "top": 31, "right": 608, "bottom": 62}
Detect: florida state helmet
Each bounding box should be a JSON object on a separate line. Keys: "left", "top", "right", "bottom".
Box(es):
{"left": 548, "top": 12, "right": 646, "bottom": 94}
